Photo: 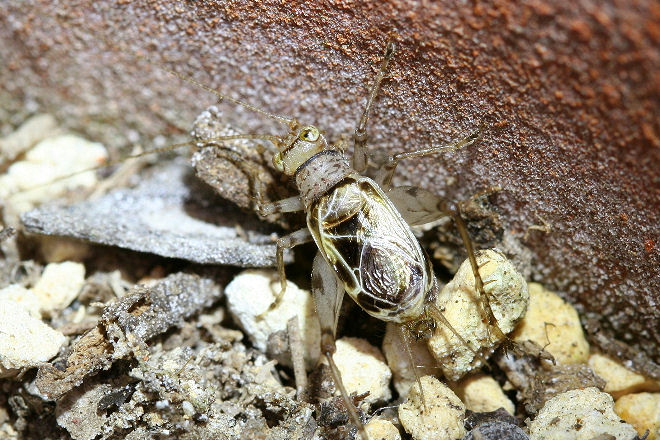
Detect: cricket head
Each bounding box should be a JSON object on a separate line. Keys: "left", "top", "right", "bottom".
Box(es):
{"left": 272, "top": 125, "right": 329, "bottom": 175}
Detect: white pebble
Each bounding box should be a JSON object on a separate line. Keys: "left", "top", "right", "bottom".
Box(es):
{"left": 365, "top": 418, "right": 402, "bottom": 440}
{"left": 382, "top": 322, "right": 437, "bottom": 397}
{"left": 398, "top": 375, "right": 466, "bottom": 440}
{"left": 0, "top": 133, "right": 108, "bottom": 222}
{"left": 427, "top": 249, "right": 528, "bottom": 380}
{"left": 224, "top": 269, "right": 320, "bottom": 369}
{"left": 0, "top": 300, "right": 65, "bottom": 377}
{"left": 33, "top": 261, "right": 86, "bottom": 316}
{"left": 451, "top": 373, "right": 515, "bottom": 415}
{"left": 326, "top": 337, "right": 392, "bottom": 406}
{"left": 512, "top": 282, "right": 589, "bottom": 364}
{"left": 528, "top": 387, "right": 638, "bottom": 440}
{"left": 0, "top": 284, "right": 41, "bottom": 318}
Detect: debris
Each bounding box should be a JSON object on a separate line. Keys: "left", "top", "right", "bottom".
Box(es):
{"left": 35, "top": 272, "right": 221, "bottom": 399}
{"left": 21, "top": 160, "right": 288, "bottom": 266}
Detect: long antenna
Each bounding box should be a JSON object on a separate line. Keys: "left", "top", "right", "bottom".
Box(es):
{"left": 100, "top": 31, "right": 298, "bottom": 129}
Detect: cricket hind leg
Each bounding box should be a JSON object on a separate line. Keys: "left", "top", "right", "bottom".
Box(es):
{"left": 311, "top": 253, "right": 371, "bottom": 440}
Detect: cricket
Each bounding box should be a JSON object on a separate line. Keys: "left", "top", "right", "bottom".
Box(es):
{"left": 2, "top": 20, "right": 524, "bottom": 440}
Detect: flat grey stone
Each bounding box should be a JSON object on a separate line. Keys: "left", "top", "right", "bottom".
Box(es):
{"left": 21, "top": 159, "right": 288, "bottom": 266}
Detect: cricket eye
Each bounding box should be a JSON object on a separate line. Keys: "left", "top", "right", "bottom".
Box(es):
{"left": 299, "top": 126, "right": 320, "bottom": 142}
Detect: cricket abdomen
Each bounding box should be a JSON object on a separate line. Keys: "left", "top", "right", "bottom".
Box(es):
{"left": 307, "top": 176, "right": 431, "bottom": 323}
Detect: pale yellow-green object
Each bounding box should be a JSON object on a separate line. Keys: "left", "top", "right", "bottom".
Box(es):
{"left": 327, "top": 337, "right": 392, "bottom": 406}
{"left": 382, "top": 322, "right": 437, "bottom": 397}
{"left": 399, "top": 376, "right": 466, "bottom": 440}
{"left": 365, "top": 418, "right": 402, "bottom": 440}
{"left": 528, "top": 387, "right": 638, "bottom": 440}
{"left": 589, "top": 353, "right": 660, "bottom": 399}
{"left": 451, "top": 373, "right": 515, "bottom": 415}
{"left": 512, "top": 282, "right": 589, "bottom": 364}
{"left": 32, "top": 261, "right": 86, "bottom": 317}
{"left": 614, "top": 392, "right": 660, "bottom": 440}
{"left": 427, "top": 249, "right": 529, "bottom": 381}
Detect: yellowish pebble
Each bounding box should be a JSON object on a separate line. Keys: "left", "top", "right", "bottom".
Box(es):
{"left": 614, "top": 392, "right": 660, "bottom": 440}
{"left": 588, "top": 353, "right": 660, "bottom": 399}
{"left": 451, "top": 373, "right": 515, "bottom": 415}
{"left": 512, "top": 282, "right": 589, "bottom": 364}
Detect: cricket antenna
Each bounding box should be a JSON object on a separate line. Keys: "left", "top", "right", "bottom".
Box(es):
{"left": 153, "top": 61, "right": 298, "bottom": 129}
{"left": 100, "top": 32, "right": 298, "bottom": 129}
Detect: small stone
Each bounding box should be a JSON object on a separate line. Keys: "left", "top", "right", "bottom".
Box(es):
{"left": 382, "top": 323, "right": 437, "bottom": 397}
{"left": 398, "top": 376, "right": 466, "bottom": 440}
{"left": 512, "top": 283, "right": 589, "bottom": 364}
{"left": 463, "top": 421, "right": 529, "bottom": 440}
{"left": 0, "top": 284, "right": 41, "bottom": 318}
{"left": 427, "top": 249, "right": 529, "bottom": 380}
{"left": 614, "top": 393, "right": 660, "bottom": 440}
{"left": 589, "top": 353, "right": 660, "bottom": 399}
{"left": 528, "top": 387, "right": 638, "bottom": 440}
{"left": 451, "top": 373, "right": 515, "bottom": 415}
{"left": 0, "top": 133, "right": 108, "bottom": 223}
{"left": 225, "top": 269, "right": 321, "bottom": 369}
{"left": 327, "top": 337, "right": 392, "bottom": 406}
{"left": 365, "top": 418, "right": 402, "bottom": 440}
{"left": 32, "top": 261, "right": 86, "bottom": 316}
{"left": 0, "top": 300, "right": 65, "bottom": 377}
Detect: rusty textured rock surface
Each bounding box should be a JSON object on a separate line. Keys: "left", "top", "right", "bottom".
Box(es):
{"left": 0, "top": 0, "right": 657, "bottom": 364}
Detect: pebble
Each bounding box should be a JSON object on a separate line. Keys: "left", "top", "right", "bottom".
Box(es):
{"left": 225, "top": 269, "right": 321, "bottom": 369}
{"left": 382, "top": 323, "right": 437, "bottom": 397}
{"left": 327, "top": 337, "right": 392, "bottom": 406}
{"left": 451, "top": 373, "right": 515, "bottom": 415}
{"left": 33, "top": 261, "right": 86, "bottom": 316}
{"left": 0, "top": 284, "right": 41, "bottom": 318}
{"left": 463, "top": 421, "right": 529, "bottom": 440}
{"left": 427, "top": 249, "right": 529, "bottom": 380}
{"left": 512, "top": 283, "right": 589, "bottom": 364}
{"left": 588, "top": 353, "right": 660, "bottom": 399}
{"left": 365, "top": 418, "right": 402, "bottom": 440}
{"left": 0, "top": 133, "right": 108, "bottom": 222}
{"left": 528, "top": 387, "right": 638, "bottom": 440}
{"left": 0, "top": 299, "right": 65, "bottom": 377}
{"left": 614, "top": 392, "right": 660, "bottom": 440}
{"left": 398, "top": 375, "right": 466, "bottom": 440}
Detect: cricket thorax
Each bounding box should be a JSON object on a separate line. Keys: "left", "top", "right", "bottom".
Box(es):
{"left": 294, "top": 150, "right": 352, "bottom": 208}
{"left": 307, "top": 176, "right": 431, "bottom": 323}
